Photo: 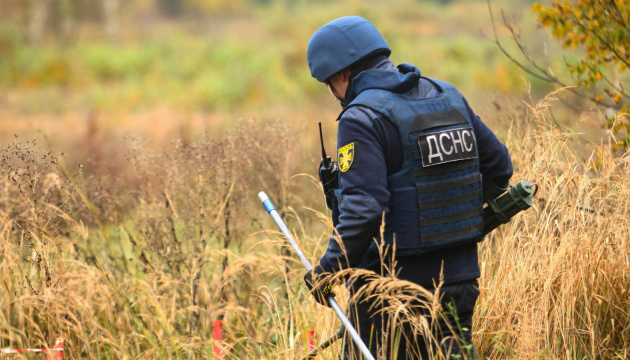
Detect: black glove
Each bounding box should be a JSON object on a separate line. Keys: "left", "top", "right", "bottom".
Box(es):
{"left": 303, "top": 265, "right": 335, "bottom": 307}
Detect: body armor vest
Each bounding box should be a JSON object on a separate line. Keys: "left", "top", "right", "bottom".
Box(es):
{"left": 338, "top": 78, "right": 484, "bottom": 255}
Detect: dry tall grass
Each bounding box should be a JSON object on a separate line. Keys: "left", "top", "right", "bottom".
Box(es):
{"left": 0, "top": 92, "right": 628, "bottom": 359}
{"left": 476, "top": 95, "right": 630, "bottom": 359}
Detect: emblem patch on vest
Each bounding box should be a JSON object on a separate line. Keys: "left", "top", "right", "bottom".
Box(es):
{"left": 338, "top": 142, "right": 355, "bottom": 172}
{"left": 417, "top": 127, "right": 477, "bottom": 167}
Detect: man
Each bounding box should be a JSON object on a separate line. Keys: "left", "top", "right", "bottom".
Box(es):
{"left": 303, "top": 16, "right": 513, "bottom": 359}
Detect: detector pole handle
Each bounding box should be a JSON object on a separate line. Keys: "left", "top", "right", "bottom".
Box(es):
{"left": 258, "top": 192, "right": 374, "bottom": 360}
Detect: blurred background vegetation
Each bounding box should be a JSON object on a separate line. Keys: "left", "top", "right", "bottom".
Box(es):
{"left": 0, "top": 0, "right": 628, "bottom": 359}
{"left": 2, "top": 0, "right": 623, "bottom": 151}
{"left": 0, "top": 0, "right": 551, "bottom": 131}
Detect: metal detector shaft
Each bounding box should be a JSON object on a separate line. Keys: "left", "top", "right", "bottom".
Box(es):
{"left": 258, "top": 192, "right": 375, "bottom": 360}
{"left": 301, "top": 325, "right": 345, "bottom": 360}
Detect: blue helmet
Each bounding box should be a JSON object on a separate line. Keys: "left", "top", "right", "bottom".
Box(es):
{"left": 307, "top": 16, "right": 391, "bottom": 83}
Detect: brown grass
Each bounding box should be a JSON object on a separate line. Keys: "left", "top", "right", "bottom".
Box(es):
{"left": 0, "top": 90, "right": 629, "bottom": 359}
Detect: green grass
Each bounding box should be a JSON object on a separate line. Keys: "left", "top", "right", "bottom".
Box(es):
{"left": 0, "top": 0, "right": 551, "bottom": 116}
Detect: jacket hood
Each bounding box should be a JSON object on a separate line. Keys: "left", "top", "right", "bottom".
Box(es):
{"left": 351, "top": 58, "right": 421, "bottom": 96}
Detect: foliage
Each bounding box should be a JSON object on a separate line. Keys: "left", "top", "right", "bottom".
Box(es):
{"left": 534, "top": 0, "right": 630, "bottom": 150}
{"left": 532, "top": 0, "right": 629, "bottom": 99}
{"left": 491, "top": 0, "right": 629, "bottom": 150}
{"left": 0, "top": 0, "right": 543, "bottom": 116}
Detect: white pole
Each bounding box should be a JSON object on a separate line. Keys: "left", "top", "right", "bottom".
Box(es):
{"left": 258, "top": 192, "right": 374, "bottom": 360}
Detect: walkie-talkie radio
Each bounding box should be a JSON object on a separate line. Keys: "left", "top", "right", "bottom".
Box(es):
{"left": 318, "top": 122, "right": 338, "bottom": 210}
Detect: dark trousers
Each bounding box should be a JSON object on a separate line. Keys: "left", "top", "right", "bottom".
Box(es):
{"left": 342, "top": 279, "right": 479, "bottom": 360}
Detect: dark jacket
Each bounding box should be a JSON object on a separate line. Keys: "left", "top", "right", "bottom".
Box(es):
{"left": 319, "top": 56, "right": 513, "bottom": 288}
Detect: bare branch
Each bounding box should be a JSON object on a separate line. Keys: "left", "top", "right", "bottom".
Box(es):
{"left": 488, "top": 0, "right": 622, "bottom": 109}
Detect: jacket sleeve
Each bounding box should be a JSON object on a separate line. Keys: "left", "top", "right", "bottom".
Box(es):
{"left": 318, "top": 108, "right": 391, "bottom": 274}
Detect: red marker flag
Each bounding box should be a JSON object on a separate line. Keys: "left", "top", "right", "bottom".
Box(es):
{"left": 45, "top": 338, "right": 64, "bottom": 360}
{"left": 1, "top": 338, "right": 63, "bottom": 358}
{"left": 307, "top": 330, "right": 315, "bottom": 357}
{"left": 213, "top": 320, "right": 223, "bottom": 359}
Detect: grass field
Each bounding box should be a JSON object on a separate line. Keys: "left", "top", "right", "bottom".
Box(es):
{"left": 1, "top": 0, "right": 628, "bottom": 359}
